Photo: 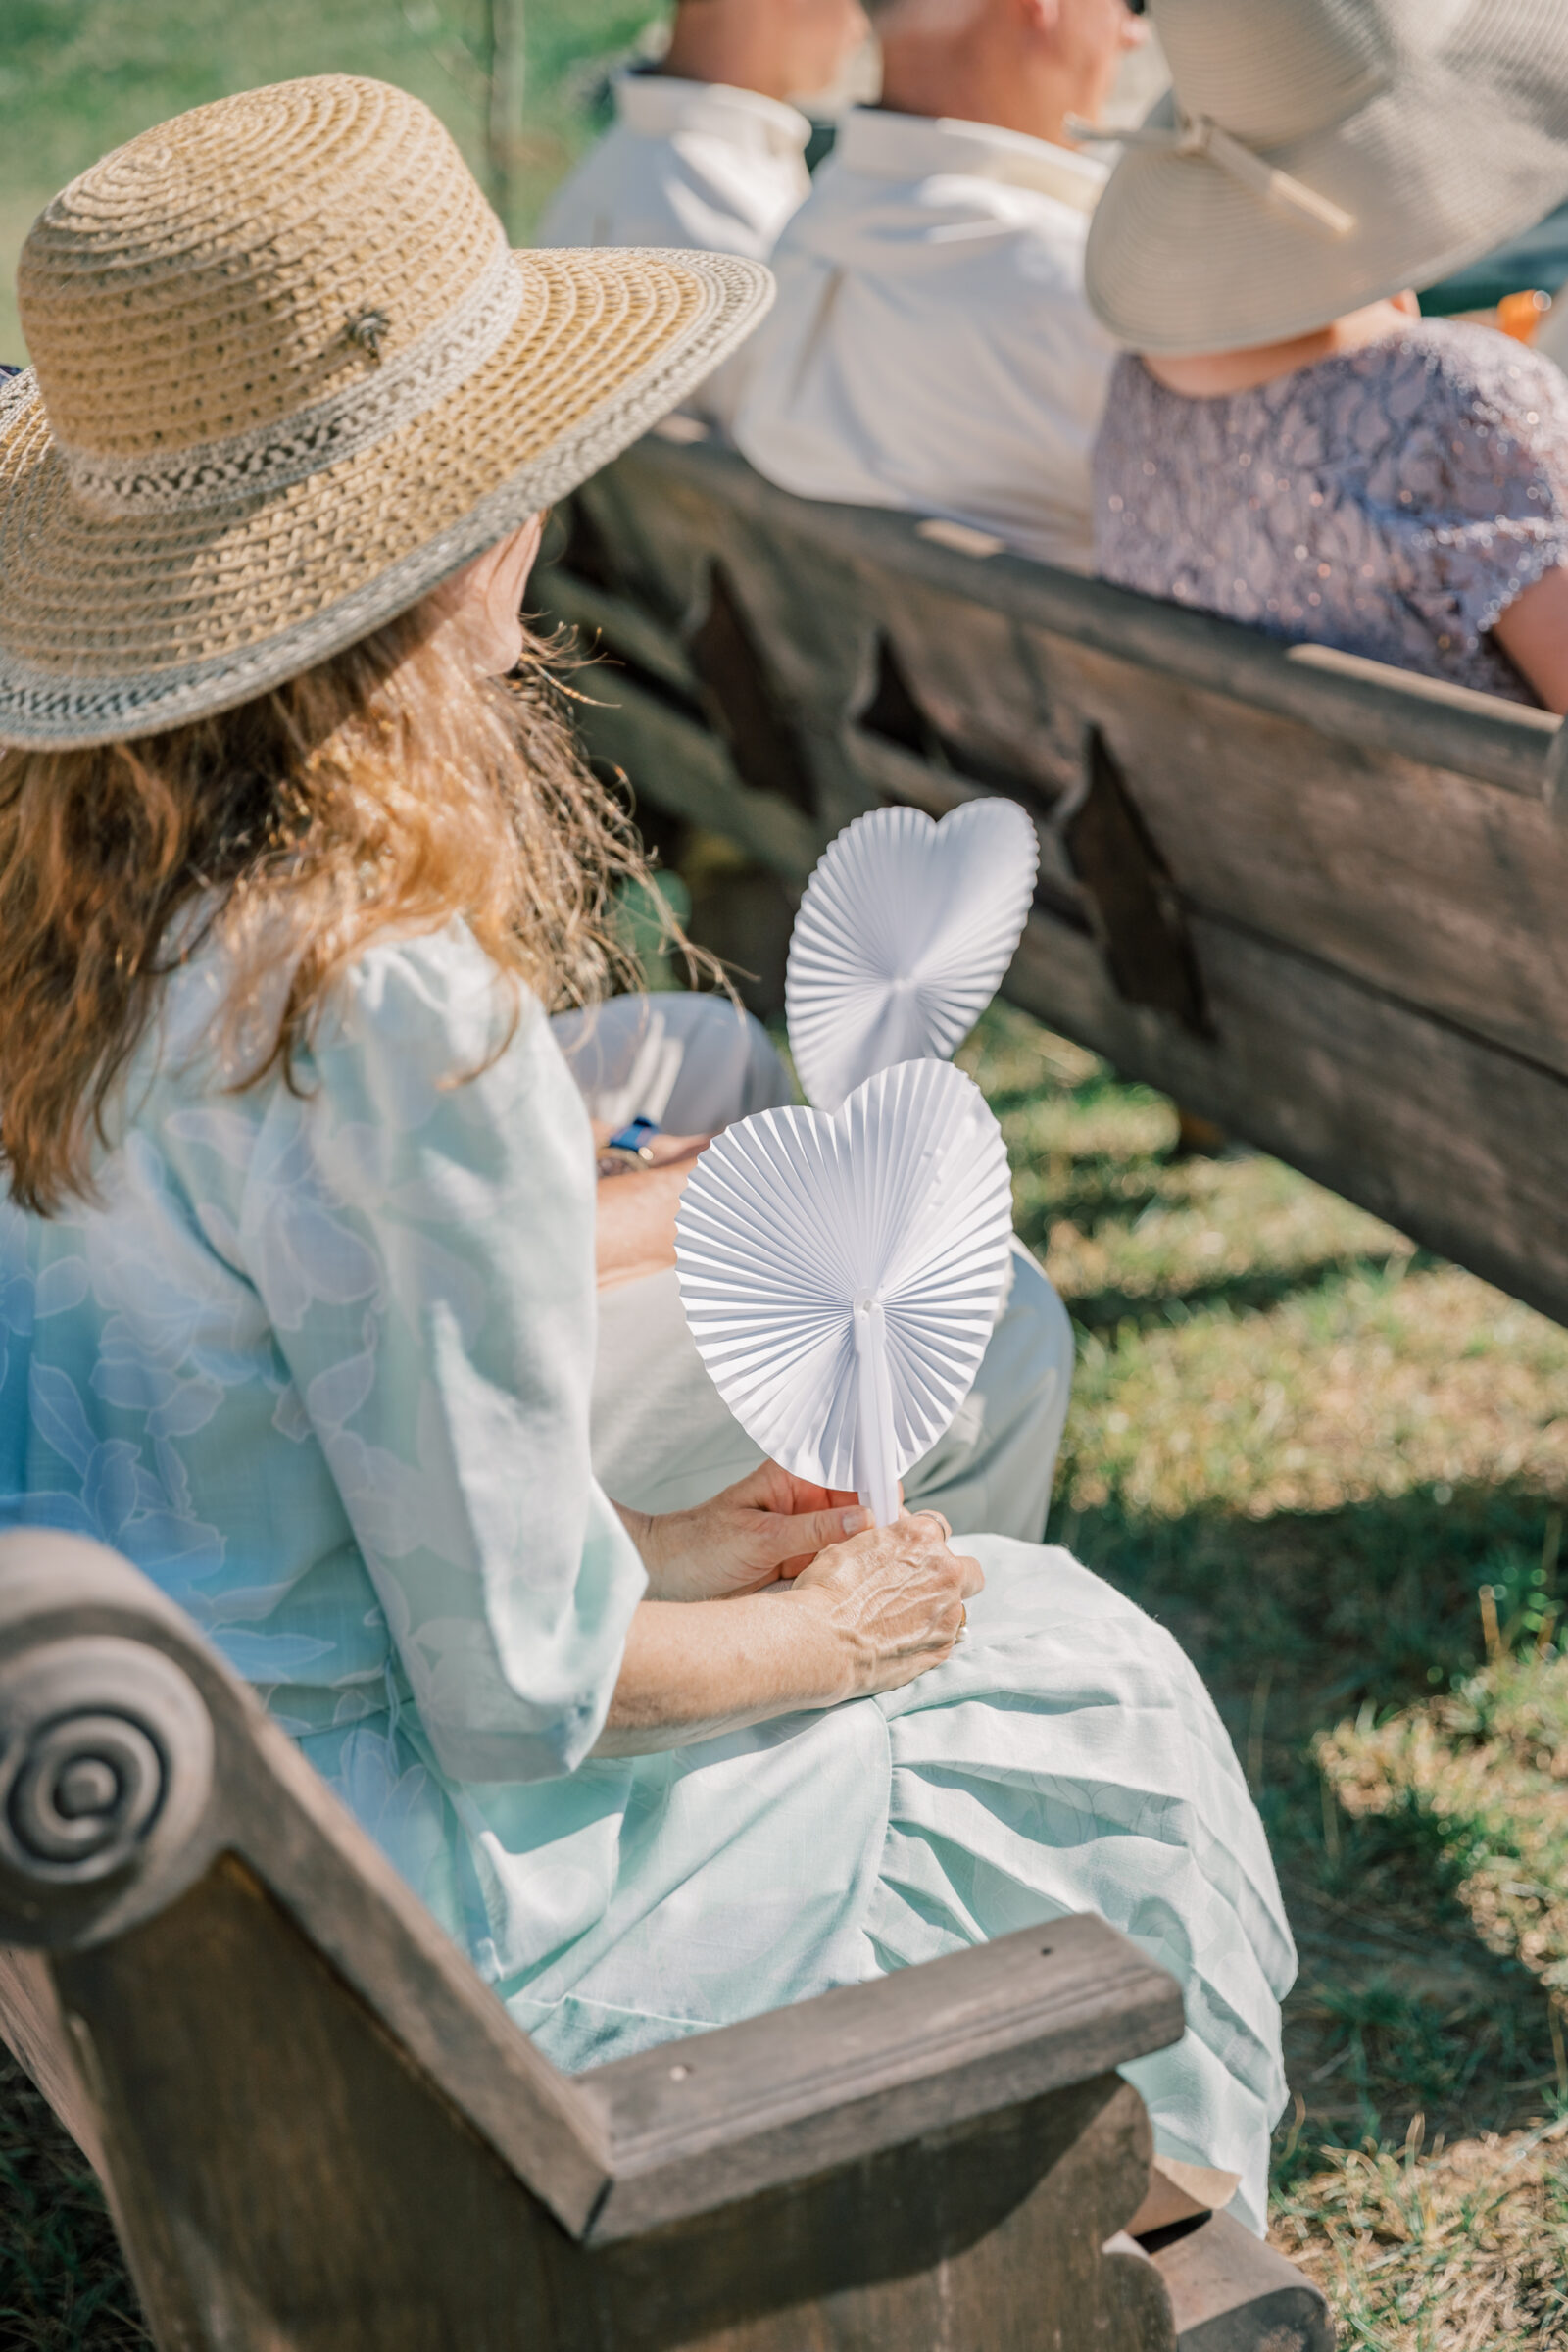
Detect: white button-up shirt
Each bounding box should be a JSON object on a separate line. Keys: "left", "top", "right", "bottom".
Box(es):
{"left": 538, "top": 74, "right": 812, "bottom": 261}
{"left": 732, "top": 110, "right": 1116, "bottom": 572}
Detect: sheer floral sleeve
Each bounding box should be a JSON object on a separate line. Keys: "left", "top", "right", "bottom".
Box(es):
{"left": 160, "top": 925, "right": 648, "bottom": 1785}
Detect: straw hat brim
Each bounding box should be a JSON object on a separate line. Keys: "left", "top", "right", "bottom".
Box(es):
{"left": 1086, "top": 25, "right": 1568, "bottom": 356}
{"left": 0, "top": 245, "right": 770, "bottom": 750}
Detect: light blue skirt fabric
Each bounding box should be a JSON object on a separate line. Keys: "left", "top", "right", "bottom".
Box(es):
{"left": 303, "top": 1537, "right": 1295, "bottom": 2237}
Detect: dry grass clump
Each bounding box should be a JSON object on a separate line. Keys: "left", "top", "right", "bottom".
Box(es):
{"left": 1273, "top": 2123, "right": 1568, "bottom": 2351}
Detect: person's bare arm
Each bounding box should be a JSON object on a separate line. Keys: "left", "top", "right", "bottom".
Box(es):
{"left": 593, "top": 1512, "right": 981, "bottom": 1756}
{"left": 1493, "top": 562, "right": 1568, "bottom": 714}
{"left": 594, "top": 1130, "right": 710, "bottom": 1291}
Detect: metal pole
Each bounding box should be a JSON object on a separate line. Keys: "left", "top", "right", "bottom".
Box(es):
{"left": 483, "top": 0, "right": 524, "bottom": 227}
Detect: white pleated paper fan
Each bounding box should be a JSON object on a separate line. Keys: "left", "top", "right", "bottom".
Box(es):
{"left": 787, "top": 799, "right": 1039, "bottom": 1113}
{"left": 675, "top": 1058, "right": 1014, "bottom": 1524}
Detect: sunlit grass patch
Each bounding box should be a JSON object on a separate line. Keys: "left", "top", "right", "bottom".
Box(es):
{"left": 1273, "top": 2124, "right": 1568, "bottom": 2352}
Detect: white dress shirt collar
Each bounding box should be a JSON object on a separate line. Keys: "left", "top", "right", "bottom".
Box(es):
{"left": 615, "top": 73, "right": 813, "bottom": 164}
{"left": 834, "top": 107, "right": 1106, "bottom": 214}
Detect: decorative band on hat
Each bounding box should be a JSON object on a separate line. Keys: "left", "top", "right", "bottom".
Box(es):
{"left": 56, "top": 229, "right": 524, "bottom": 518}
{"left": 1073, "top": 111, "right": 1357, "bottom": 240}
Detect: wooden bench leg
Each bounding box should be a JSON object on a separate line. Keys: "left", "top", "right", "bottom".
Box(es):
{"left": 1142, "top": 2210, "right": 1334, "bottom": 2352}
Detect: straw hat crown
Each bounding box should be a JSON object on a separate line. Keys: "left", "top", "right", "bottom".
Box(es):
{"left": 22, "top": 78, "right": 501, "bottom": 475}
{"left": 1086, "top": 0, "right": 1568, "bottom": 354}
{"left": 0, "top": 76, "right": 771, "bottom": 749}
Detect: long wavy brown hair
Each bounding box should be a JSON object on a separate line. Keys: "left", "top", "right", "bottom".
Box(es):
{"left": 0, "top": 609, "right": 689, "bottom": 1215}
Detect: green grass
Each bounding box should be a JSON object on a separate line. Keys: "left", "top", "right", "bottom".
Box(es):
{"left": 959, "top": 1006, "right": 1568, "bottom": 2351}
{"left": 5, "top": 999, "right": 1568, "bottom": 2345}
{"left": 0, "top": 2054, "right": 147, "bottom": 2349}
{"left": 0, "top": 0, "right": 665, "bottom": 357}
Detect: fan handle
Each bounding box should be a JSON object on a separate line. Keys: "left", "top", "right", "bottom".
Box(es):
{"left": 852, "top": 1296, "right": 901, "bottom": 1530}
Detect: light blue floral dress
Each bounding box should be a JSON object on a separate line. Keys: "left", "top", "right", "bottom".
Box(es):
{"left": 0, "top": 921, "right": 1295, "bottom": 2231}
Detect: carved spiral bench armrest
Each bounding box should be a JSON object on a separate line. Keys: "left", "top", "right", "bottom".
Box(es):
{"left": 0, "top": 1531, "right": 221, "bottom": 1951}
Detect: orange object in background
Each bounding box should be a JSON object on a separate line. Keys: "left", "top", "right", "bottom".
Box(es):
{"left": 1497, "top": 288, "right": 1553, "bottom": 342}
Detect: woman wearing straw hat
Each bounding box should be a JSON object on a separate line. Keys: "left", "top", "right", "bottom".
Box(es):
{"left": 0, "top": 78, "right": 1294, "bottom": 2238}
{"left": 1089, "top": 0, "right": 1568, "bottom": 711}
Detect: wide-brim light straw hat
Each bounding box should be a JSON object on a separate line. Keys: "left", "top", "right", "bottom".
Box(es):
{"left": 1084, "top": 0, "right": 1568, "bottom": 356}
{"left": 0, "top": 75, "right": 772, "bottom": 750}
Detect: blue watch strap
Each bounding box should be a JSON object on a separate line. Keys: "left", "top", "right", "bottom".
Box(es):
{"left": 607, "top": 1115, "right": 662, "bottom": 1153}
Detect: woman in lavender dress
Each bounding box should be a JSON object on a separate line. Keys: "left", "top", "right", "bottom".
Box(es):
{"left": 1084, "top": 0, "right": 1568, "bottom": 714}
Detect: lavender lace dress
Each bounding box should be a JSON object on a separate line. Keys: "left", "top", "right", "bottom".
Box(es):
{"left": 1094, "top": 322, "right": 1568, "bottom": 705}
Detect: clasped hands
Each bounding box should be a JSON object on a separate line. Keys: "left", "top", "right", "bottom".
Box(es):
{"left": 615, "top": 1462, "right": 984, "bottom": 1710}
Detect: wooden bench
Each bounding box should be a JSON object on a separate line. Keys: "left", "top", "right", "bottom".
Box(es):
{"left": 540, "top": 431, "right": 1568, "bottom": 1331}
{"left": 0, "top": 1528, "right": 1330, "bottom": 2349}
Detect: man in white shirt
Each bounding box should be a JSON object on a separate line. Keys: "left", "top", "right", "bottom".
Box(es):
{"left": 733, "top": 0, "right": 1147, "bottom": 571}
{"left": 542, "top": 2, "right": 1082, "bottom": 1547}
{"left": 538, "top": 0, "right": 869, "bottom": 262}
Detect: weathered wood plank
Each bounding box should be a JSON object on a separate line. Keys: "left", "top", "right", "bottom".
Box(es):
{"left": 56, "top": 1854, "right": 569, "bottom": 2352}
{"left": 574, "top": 2079, "right": 1174, "bottom": 2352}
{"left": 1147, "top": 2209, "right": 1333, "bottom": 2351}
{"left": 619, "top": 435, "right": 1559, "bottom": 801}
{"left": 0, "top": 1532, "right": 617, "bottom": 2240}
{"left": 564, "top": 446, "right": 1568, "bottom": 1081}
{"left": 1010, "top": 905, "right": 1568, "bottom": 1325}
{"left": 1010, "top": 627, "right": 1568, "bottom": 1082}
{"left": 581, "top": 1911, "right": 1182, "bottom": 2239}
{"left": 0, "top": 1947, "right": 104, "bottom": 2169}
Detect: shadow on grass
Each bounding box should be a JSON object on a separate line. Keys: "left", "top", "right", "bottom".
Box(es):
{"left": 1054, "top": 1251, "right": 1430, "bottom": 1337}
{"left": 1059, "top": 1476, "right": 1556, "bottom": 1720}
{"left": 1062, "top": 1477, "right": 1568, "bottom": 2162}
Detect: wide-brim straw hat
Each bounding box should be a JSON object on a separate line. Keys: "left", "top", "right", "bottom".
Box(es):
{"left": 1085, "top": 0, "right": 1568, "bottom": 355}
{"left": 0, "top": 76, "right": 772, "bottom": 750}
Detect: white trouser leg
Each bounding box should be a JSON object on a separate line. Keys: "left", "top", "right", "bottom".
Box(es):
{"left": 550, "top": 993, "right": 790, "bottom": 1133}
{"left": 554, "top": 994, "right": 791, "bottom": 1515}
{"left": 895, "top": 1242, "right": 1073, "bottom": 1543}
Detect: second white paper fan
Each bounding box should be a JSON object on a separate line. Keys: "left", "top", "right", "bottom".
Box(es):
{"left": 674, "top": 1057, "right": 1013, "bottom": 1525}
{"left": 786, "top": 798, "right": 1039, "bottom": 1113}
